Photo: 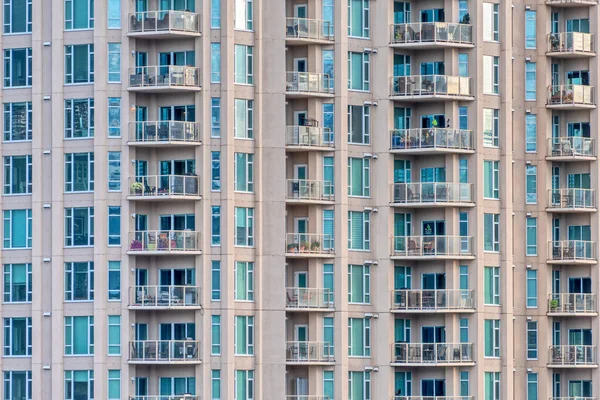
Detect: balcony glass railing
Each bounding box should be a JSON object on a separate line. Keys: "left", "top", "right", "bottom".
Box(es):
{"left": 390, "top": 128, "right": 473, "bottom": 151}
{"left": 391, "top": 22, "right": 472, "bottom": 45}
{"left": 285, "top": 341, "right": 334, "bottom": 363}
{"left": 286, "top": 287, "right": 334, "bottom": 309}
{"left": 285, "top": 126, "right": 334, "bottom": 148}
{"left": 548, "top": 32, "right": 594, "bottom": 53}
{"left": 129, "top": 175, "right": 200, "bottom": 197}
{"left": 549, "top": 240, "right": 596, "bottom": 262}
{"left": 129, "top": 121, "right": 200, "bottom": 144}
{"left": 286, "top": 72, "right": 333, "bottom": 94}
{"left": 546, "top": 0, "right": 598, "bottom": 3}
{"left": 548, "top": 189, "right": 595, "bottom": 209}
{"left": 391, "top": 75, "right": 471, "bottom": 97}
{"left": 549, "top": 345, "right": 596, "bottom": 366}
{"left": 548, "top": 293, "right": 595, "bottom": 314}
{"left": 392, "top": 289, "right": 475, "bottom": 311}
{"left": 286, "top": 397, "right": 330, "bottom": 400}
{"left": 392, "top": 342, "right": 473, "bottom": 364}
{"left": 129, "top": 10, "right": 200, "bottom": 34}
{"left": 393, "top": 397, "right": 474, "bottom": 400}
{"left": 548, "top": 137, "right": 594, "bottom": 157}
{"left": 391, "top": 182, "right": 473, "bottom": 204}
{"left": 129, "top": 397, "right": 201, "bottom": 400}
{"left": 129, "top": 66, "right": 200, "bottom": 89}
{"left": 550, "top": 398, "right": 595, "bottom": 400}
{"left": 129, "top": 340, "right": 200, "bottom": 362}
{"left": 286, "top": 233, "right": 334, "bottom": 255}
{"left": 392, "top": 236, "right": 473, "bottom": 257}
{"left": 130, "top": 285, "right": 200, "bottom": 307}
{"left": 129, "top": 231, "right": 200, "bottom": 252}
{"left": 286, "top": 179, "right": 334, "bottom": 202}
{"left": 286, "top": 17, "right": 334, "bottom": 41}
{"left": 548, "top": 84, "right": 594, "bottom": 106}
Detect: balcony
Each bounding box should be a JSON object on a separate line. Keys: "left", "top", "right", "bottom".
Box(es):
{"left": 128, "top": 66, "right": 201, "bottom": 93}
{"left": 391, "top": 75, "right": 473, "bottom": 101}
{"left": 286, "top": 179, "right": 334, "bottom": 205}
{"left": 547, "top": 85, "right": 595, "bottom": 109}
{"left": 390, "top": 128, "right": 474, "bottom": 154}
{"left": 390, "top": 22, "right": 473, "bottom": 49}
{"left": 286, "top": 288, "right": 334, "bottom": 311}
{"left": 548, "top": 345, "right": 597, "bottom": 368}
{"left": 128, "top": 231, "right": 201, "bottom": 255}
{"left": 129, "top": 340, "right": 201, "bottom": 364}
{"left": 391, "top": 289, "right": 475, "bottom": 313}
{"left": 286, "top": 233, "right": 334, "bottom": 258}
{"left": 128, "top": 121, "right": 201, "bottom": 147}
{"left": 550, "top": 398, "right": 596, "bottom": 400}
{"left": 127, "top": 11, "right": 201, "bottom": 38}
{"left": 285, "top": 18, "right": 334, "bottom": 45}
{"left": 546, "top": 0, "right": 598, "bottom": 6}
{"left": 547, "top": 137, "right": 595, "bottom": 161}
{"left": 391, "top": 183, "right": 474, "bottom": 207}
{"left": 547, "top": 189, "right": 596, "bottom": 213}
{"left": 547, "top": 32, "right": 595, "bottom": 57}
{"left": 548, "top": 240, "right": 596, "bottom": 264}
{"left": 128, "top": 175, "right": 200, "bottom": 201}
{"left": 129, "top": 397, "right": 200, "bottom": 400}
{"left": 391, "top": 236, "right": 474, "bottom": 260}
{"left": 391, "top": 343, "right": 474, "bottom": 366}
{"left": 285, "top": 126, "right": 334, "bottom": 151}
{"left": 287, "top": 397, "right": 330, "bottom": 400}
{"left": 393, "top": 398, "right": 474, "bottom": 400}
{"left": 286, "top": 72, "right": 334, "bottom": 98}
{"left": 129, "top": 286, "right": 201, "bottom": 310}
{"left": 548, "top": 293, "right": 596, "bottom": 316}
{"left": 285, "top": 341, "right": 334, "bottom": 365}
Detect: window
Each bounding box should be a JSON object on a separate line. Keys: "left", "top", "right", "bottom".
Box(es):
{"left": 459, "top": 106, "right": 468, "bottom": 131}
{"left": 460, "top": 265, "right": 469, "bottom": 290}
{"left": 64, "top": 371, "right": 94, "bottom": 400}
{"left": 484, "top": 213, "right": 500, "bottom": 252}
{"left": 525, "top": 217, "right": 538, "bottom": 257}
{"left": 3, "top": 371, "right": 32, "bottom": 400}
{"left": 348, "top": 318, "right": 370, "bottom": 357}
{"left": 107, "top": 97, "right": 120, "bottom": 137}
{"left": 527, "top": 321, "right": 538, "bottom": 360}
{"left": 211, "top": 0, "right": 220, "bottom": 28}
{"left": 234, "top": 153, "right": 254, "bottom": 192}
{"left": 484, "top": 319, "right": 500, "bottom": 358}
{"left": 234, "top": 0, "right": 253, "bottom": 30}
{"left": 107, "top": 43, "right": 120, "bottom": 82}
{"left": 348, "top": 158, "right": 370, "bottom": 197}
{"left": 324, "top": 370, "right": 334, "bottom": 400}
{"left": 211, "top": 260, "right": 221, "bottom": 301}
{"left": 64, "top": 0, "right": 94, "bottom": 29}
{"left": 234, "top": 207, "right": 254, "bottom": 247}
{"left": 348, "top": 264, "right": 370, "bottom": 304}
{"left": 3, "top": 48, "right": 31, "bottom": 87}
{"left": 324, "top": 316, "right": 335, "bottom": 357}
{"left": 64, "top": 316, "right": 94, "bottom": 355}
{"left": 4, "top": 0, "right": 32, "bottom": 33}
{"left": 483, "top": 108, "right": 499, "bottom": 147}
{"left": 107, "top": 316, "right": 120, "bottom": 355}
{"left": 484, "top": 266, "right": 500, "bottom": 305}
{"left": 484, "top": 372, "right": 500, "bottom": 400}
{"left": 211, "top": 43, "right": 220, "bottom": 83}
{"left": 212, "top": 370, "right": 221, "bottom": 400}
{"left": 323, "top": 103, "right": 335, "bottom": 143}
{"left": 458, "top": 53, "right": 469, "bottom": 77}
{"left": 3, "top": 317, "right": 31, "bottom": 356}
{"left": 234, "top": 99, "right": 254, "bottom": 139}
{"left": 64, "top": 262, "right": 94, "bottom": 301}
{"left": 234, "top": 316, "right": 254, "bottom": 355}
{"left": 211, "top": 315, "right": 221, "bottom": 355}
{"left": 348, "top": 371, "right": 371, "bottom": 400}
{"left": 460, "top": 371, "right": 469, "bottom": 397}
{"left": 107, "top": 152, "right": 120, "bottom": 191}
{"left": 483, "top": 3, "right": 499, "bottom": 41}
{"left": 234, "top": 262, "right": 254, "bottom": 301}
{"left": 3, "top": 209, "right": 31, "bottom": 249}
{"left": 525, "top": 114, "right": 537, "bottom": 152}
{"left": 211, "top": 98, "right": 221, "bottom": 137}
{"left": 348, "top": 211, "right": 370, "bottom": 251}
{"left": 234, "top": 45, "right": 253, "bottom": 84}
{"left": 3, "top": 155, "right": 31, "bottom": 195}
{"left": 348, "top": 0, "right": 369, "bottom": 38}
{"left": 64, "top": 44, "right": 94, "bottom": 84}
{"left": 525, "top": 62, "right": 536, "bottom": 101}
{"left": 525, "top": 166, "right": 537, "bottom": 203}
{"left": 64, "top": 152, "right": 94, "bottom": 192}
{"left": 4, "top": 102, "right": 32, "bottom": 141}
{"left": 211, "top": 152, "right": 221, "bottom": 191}
{"left": 3, "top": 263, "right": 31, "bottom": 303}
{"left": 483, "top": 56, "right": 499, "bottom": 94}
{"left": 525, "top": 11, "right": 536, "bottom": 49}
{"left": 107, "top": 206, "right": 121, "bottom": 246}
{"left": 460, "top": 318, "right": 469, "bottom": 342}
{"left": 64, "top": 98, "right": 94, "bottom": 138}
{"left": 107, "top": 370, "right": 120, "bottom": 400}
{"left": 211, "top": 206, "right": 221, "bottom": 246}
{"left": 526, "top": 269, "right": 537, "bottom": 308}
{"left": 348, "top": 52, "right": 369, "bottom": 91}
{"left": 234, "top": 370, "right": 254, "bottom": 400}
{"left": 64, "top": 207, "right": 94, "bottom": 247}
{"left": 483, "top": 161, "right": 499, "bottom": 199}
{"left": 348, "top": 105, "right": 370, "bottom": 144}
{"left": 108, "top": 261, "right": 120, "bottom": 300}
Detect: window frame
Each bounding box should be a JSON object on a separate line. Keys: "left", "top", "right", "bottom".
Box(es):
{"left": 64, "top": 316, "right": 94, "bottom": 355}
{"left": 3, "top": 101, "right": 32, "bottom": 142}
{"left": 234, "top": 261, "right": 254, "bottom": 301}
{"left": 64, "top": 206, "right": 94, "bottom": 247}
{"left": 348, "top": 264, "right": 370, "bottom": 304}
{"left": 234, "top": 152, "right": 254, "bottom": 193}
{"left": 3, "top": 263, "right": 32, "bottom": 303}
{"left": 3, "top": 209, "right": 32, "bottom": 249}
{"left": 3, "top": 0, "right": 33, "bottom": 34}
{"left": 64, "top": 98, "right": 94, "bottom": 139}
{"left": 234, "top": 315, "right": 254, "bottom": 355}
{"left": 64, "top": 152, "right": 94, "bottom": 193}
{"left": 107, "top": 315, "right": 121, "bottom": 356}
{"left": 3, "top": 47, "right": 32, "bottom": 88}
{"left": 3, "top": 154, "right": 32, "bottom": 195}
{"left": 527, "top": 321, "right": 538, "bottom": 360}
{"left": 64, "top": 0, "right": 94, "bottom": 30}
{"left": 64, "top": 44, "right": 94, "bottom": 84}
{"left": 107, "top": 42, "right": 121, "bottom": 83}
{"left": 3, "top": 316, "right": 32, "bottom": 356}
{"left": 234, "top": 44, "right": 253, "bottom": 85}
{"left": 64, "top": 261, "right": 94, "bottom": 302}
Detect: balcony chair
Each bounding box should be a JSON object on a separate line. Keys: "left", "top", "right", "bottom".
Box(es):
{"left": 407, "top": 239, "right": 420, "bottom": 254}
{"left": 436, "top": 344, "right": 447, "bottom": 361}
{"left": 286, "top": 291, "right": 298, "bottom": 307}
{"left": 156, "top": 12, "right": 170, "bottom": 30}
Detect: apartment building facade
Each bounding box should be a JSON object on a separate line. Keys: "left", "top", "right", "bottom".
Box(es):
{"left": 0, "top": 0, "right": 597, "bottom": 399}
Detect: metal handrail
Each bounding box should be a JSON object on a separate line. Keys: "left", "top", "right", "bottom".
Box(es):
{"left": 391, "top": 128, "right": 473, "bottom": 151}
{"left": 391, "top": 22, "right": 472, "bottom": 45}
{"left": 128, "top": 121, "right": 200, "bottom": 144}
{"left": 129, "top": 66, "right": 200, "bottom": 88}
{"left": 129, "top": 231, "right": 200, "bottom": 252}
{"left": 129, "top": 10, "right": 200, "bottom": 34}
{"left": 130, "top": 285, "right": 200, "bottom": 307}
{"left": 391, "top": 182, "right": 473, "bottom": 204}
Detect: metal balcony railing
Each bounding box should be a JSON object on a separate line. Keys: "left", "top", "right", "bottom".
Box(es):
{"left": 392, "top": 342, "right": 474, "bottom": 364}
{"left": 550, "top": 397, "right": 595, "bottom": 400}
{"left": 392, "top": 289, "right": 475, "bottom": 312}
{"left": 286, "top": 233, "right": 334, "bottom": 255}
{"left": 285, "top": 341, "right": 334, "bottom": 363}
{"left": 548, "top": 293, "right": 595, "bottom": 314}
{"left": 286, "top": 179, "right": 334, "bottom": 202}
{"left": 548, "top": 32, "right": 594, "bottom": 53}
{"left": 390, "top": 128, "right": 473, "bottom": 151}
{"left": 286, "top": 17, "right": 334, "bottom": 41}
{"left": 549, "top": 345, "right": 596, "bottom": 366}
{"left": 548, "top": 189, "right": 595, "bottom": 209}
{"left": 391, "top": 75, "right": 472, "bottom": 97}
{"left": 546, "top": 0, "right": 598, "bottom": 3}
{"left": 286, "top": 287, "right": 334, "bottom": 309}
{"left": 128, "top": 121, "right": 200, "bottom": 144}
{"left": 129, "top": 340, "right": 200, "bottom": 362}
{"left": 129, "top": 66, "right": 200, "bottom": 89}
{"left": 286, "top": 396, "right": 331, "bottom": 400}
{"left": 392, "top": 397, "right": 474, "bottom": 400}
{"left": 286, "top": 72, "right": 333, "bottom": 94}
{"left": 129, "top": 396, "right": 201, "bottom": 400}
{"left": 392, "top": 236, "right": 473, "bottom": 257}
{"left": 549, "top": 240, "right": 596, "bottom": 262}
{"left": 285, "top": 126, "right": 334, "bottom": 148}
{"left": 129, "top": 175, "right": 200, "bottom": 197}
{"left": 391, "top": 182, "right": 473, "bottom": 205}
{"left": 129, "top": 10, "right": 200, "bottom": 34}
{"left": 129, "top": 231, "right": 200, "bottom": 252}
{"left": 547, "top": 84, "right": 594, "bottom": 106}
{"left": 548, "top": 137, "right": 594, "bottom": 157}
{"left": 391, "top": 22, "right": 472, "bottom": 45}
{"left": 130, "top": 285, "right": 200, "bottom": 308}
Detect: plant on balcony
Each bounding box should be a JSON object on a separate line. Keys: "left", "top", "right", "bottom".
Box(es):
{"left": 300, "top": 241, "right": 309, "bottom": 252}
{"left": 550, "top": 299, "right": 559, "bottom": 310}
{"left": 310, "top": 240, "right": 321, "bottom": 251}
{"left": 130, "top": 239, "right": 142, "bottom": 250}
{"left": 131, "top": 181, "right": 143, "bottom": 195}
{"left": 287, "top": 242, "right": 299, "bottom": 253}
{"left": 460, "top": 13, "right": 470, "bottom": 25}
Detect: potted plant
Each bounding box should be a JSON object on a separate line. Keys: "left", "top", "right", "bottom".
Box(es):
{"left": 460, "top": 13, "right": 470, "bottom": 25}
{"left": 130, "top": 239, "right": 142, "bottom": 251}
{"left": 131, "top": 181, "right": 143, "bottom": 195}
{"left": 287, "top": 243, "right": 298, "bottom": 253}
{"left": 550, "top": 298, "right": 559, "bottom": 310}
{"left": 310, "top": 240, "right": 321, "bottom": 252}
{"left": 300, "top": 241, "right": 309, "bottom": 252}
